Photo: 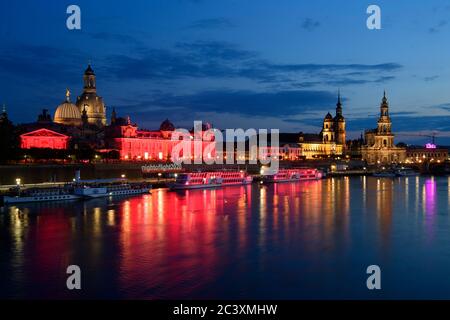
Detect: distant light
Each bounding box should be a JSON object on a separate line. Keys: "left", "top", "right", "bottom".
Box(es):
{"left": 15, "top": 178, "right": 21, "bottom": 185}
{"left": 121, "top": 174, "right": 126, "bottom": 178}
{"left": 426, "top": 143, "right": 436, "bottom": 149}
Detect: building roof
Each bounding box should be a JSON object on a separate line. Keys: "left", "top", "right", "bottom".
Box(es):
{"left": 84, "top": 64, "right": 95, "bottom": 75}
{"left": 54, "top": 101, "right": 81, "bottom": 124}
{"left": 159, "top": 119, "right": 175, "bottom": 131}
{"left": 20, "top": 128, "right": 69, "bottom": 138}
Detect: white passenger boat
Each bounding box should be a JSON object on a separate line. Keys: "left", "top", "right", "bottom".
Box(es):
{"left": 262, "top": 168, "right": 323, "bottom": 183}
{"left": 395, "top": 168, "right": 419, "bottom": 177}
{"left": 373, "top": 171, "right": 396, "bottom": 178}
{"left": 170, "top": 171, "right": 253, "bottom": 190}
{"left": 3, "top": 186, "right": 80, "bottom": 204}
{"left": 74, "top": 183, "right": 152, "bottom": 198}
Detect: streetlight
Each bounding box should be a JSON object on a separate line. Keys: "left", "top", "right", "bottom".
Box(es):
{"left": 15, "top": 178, "right": 21, "bottom": 186}
{"left": 121, "top": 174, "right": 126, "bottom": 178}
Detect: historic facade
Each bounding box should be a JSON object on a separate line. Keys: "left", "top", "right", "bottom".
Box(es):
{"left": 406, "top": 145, "right": 448, "bottom": 163}
{"left": 298, "top": 93, "right": 346, "bottom": 159}
{"left": 20, "top": 128, "right": 70, "bottom": 150}
{"left": 105, "top": 114, "right": 215, "bottom": 161}
{"left": 51, "top": 65, "right": 107, "bottom": 127}
{"left": 361, "top": 92, "right": 406, "bottom": 164}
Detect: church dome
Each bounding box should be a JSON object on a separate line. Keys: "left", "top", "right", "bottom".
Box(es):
{"left": 54, "top": 89, "right": 82, "bottom": 126}
{"left": 324, "top": 112, "right": 333, "bottom": 120}
{"left": 159, "top": 119, "right": 175, "bottom": 131}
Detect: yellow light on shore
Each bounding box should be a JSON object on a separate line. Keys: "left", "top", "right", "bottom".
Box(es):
{"left": 15, "top": 178, "right": 21, "bottom": 185}
{"left": 121, "top": 174, "right": 126, "bottom": 178}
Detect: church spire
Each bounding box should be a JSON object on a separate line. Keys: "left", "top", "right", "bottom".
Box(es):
{"left": 336, "top": 89, "right": 342, "bottom": 117}
{"left": 81, "top": 105, "right": 88, "bottom": 125}
{"left": 111, "top": 107, "right": 117, "bottom": 125}
{"left": 0, "top": 103, "right": 9, "bottom": 123}
{"left": 380, "top": 90, "right": 389, "bottom": 117}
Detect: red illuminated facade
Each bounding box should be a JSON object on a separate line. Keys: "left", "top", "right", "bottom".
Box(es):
{"left": 20, "top": 128, "right": 70, "bottom": 150}
{"left": 105, "top": 117, "right": 215, "bottom": 161}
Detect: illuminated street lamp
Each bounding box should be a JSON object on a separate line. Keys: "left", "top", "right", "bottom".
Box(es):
{"left": 15, "top": 178, "right": 21, "bottom": 186}
{"left": 121, "top": 174, "right": 126, "bottom": 178}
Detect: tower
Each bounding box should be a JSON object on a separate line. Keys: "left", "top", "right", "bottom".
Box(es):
{"left": 375, "top": 91, "right": 394, "bottom": 148}
{"left": 81, "top": 105, "right": 88, "bottom": 125}
{"left": 111, "top": 107, "right": 117, "bottom": 125}
{"left": 322, "top": 112, "right": 335, "bottom": 143}
{"left": 0, "top": 104, "right": 7, "bottom": 123}
{"left": 333, "top": 91, "right": 346, "bottom": 147}
{"left": 83, "top": 64, "right": 96, "bottom": 93}
{"left": 76, "top": 64, "right": 107, "bottom": 127}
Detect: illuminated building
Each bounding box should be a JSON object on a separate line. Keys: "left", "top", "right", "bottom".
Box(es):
{"left": 105, "top": 115, "right": 215, "bottom": 161}
{"left": 361, "top": 92, "right": 406, "bottom": 164}
{"left": 297, "top": 93, "right": 345, "bottom": 159}
{"left": 20, "top": 128, "right": 70, "bottom": 150}
{"left": 54, "top": 89, "right": 82, "bottom": 126}
{"left": 406, "top": 144, "right": 448, "bottom": 163}
{"left": 75, "top": 64, "right": 107, "bottom": 126}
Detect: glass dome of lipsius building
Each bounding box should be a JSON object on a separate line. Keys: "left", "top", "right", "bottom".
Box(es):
{"left": 54, "top": 89, "right": 82, "bottom": 126}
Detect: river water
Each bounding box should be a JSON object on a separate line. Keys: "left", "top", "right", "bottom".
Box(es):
{"left": 1, "top": 176, "right": 450, "bottom": 299}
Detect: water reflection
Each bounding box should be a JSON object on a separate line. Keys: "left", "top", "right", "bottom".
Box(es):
{"left": 1, "top": 176, "right": 450, "bottom": 299}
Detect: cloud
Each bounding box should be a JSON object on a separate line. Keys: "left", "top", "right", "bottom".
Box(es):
{"left": 347, "top": 115, "right": 450, "bottom": 133}
{"left": 430, "top": 102, "right": 450, "bottom": 111}
{"left": 424, "top": 75, "right": 439, "bottom": 81}
{"left": 187, "top": 18, "right": 234, "bottom": 29}
{"left": 0, "top": 44, "right": 84, "bottom": 84}
{"left": 429, "top": 20, "right": 448, "bottom": 33}
{"left": 126, "top": 89, "right": 338, "bottom": 119}
{"left": 301, "top": 18, "right": 320, "bottom": 31}
{"left": 103, "top": 41, "right": 402, "bottom": 87}
{"left": 85, "top": 32, "right": 143, "bottom": 45}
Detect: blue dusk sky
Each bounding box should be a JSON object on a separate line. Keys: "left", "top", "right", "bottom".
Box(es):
{"left": 1, "top": 0, "right": 450, "bottom": 144}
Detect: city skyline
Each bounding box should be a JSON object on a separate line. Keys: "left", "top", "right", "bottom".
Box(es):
{"left": 2, "top": 1, "right": 450, "bottom": 144}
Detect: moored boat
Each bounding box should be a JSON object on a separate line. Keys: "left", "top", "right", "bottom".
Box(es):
{"left": 3, "top": 186, "right": 80, "bottom": 204}
{"left": 74, "top": 182, "right": 152, "bottom": 198}
{"left": 395, "top": 168, "right": 419, "bottom": 177}
{"left": 373, "top": 171, "right": 396, "bottom": 178}
{"left": 169, "top": 171, "right": 253, "bottom": 190}
{"left": 262, "top": 168, "right": 323, "bottom": 183}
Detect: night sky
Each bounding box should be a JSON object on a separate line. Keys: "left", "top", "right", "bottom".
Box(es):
{"left": 1, "top": 0, "right": 450, "bottom": 144}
